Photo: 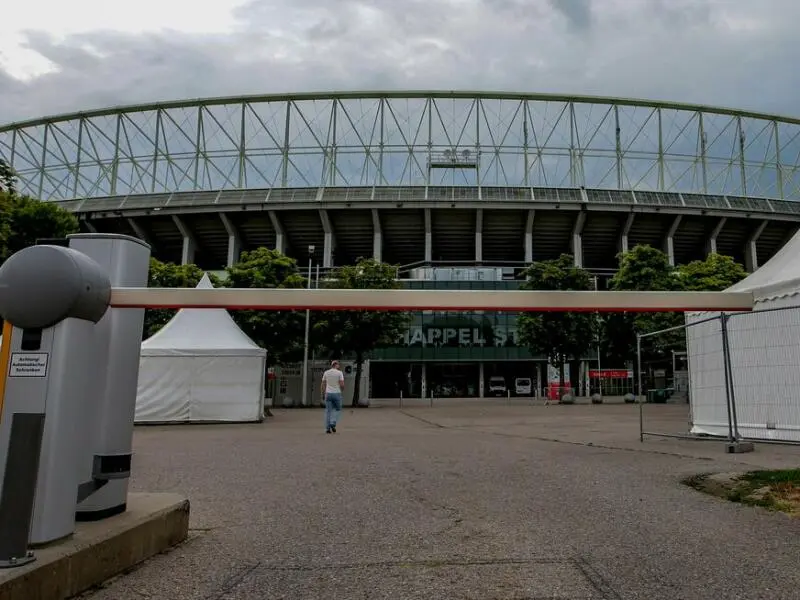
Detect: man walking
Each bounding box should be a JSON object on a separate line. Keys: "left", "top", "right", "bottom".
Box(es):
{"left": 321, "top": 359, "right": 345, "bottom": 434}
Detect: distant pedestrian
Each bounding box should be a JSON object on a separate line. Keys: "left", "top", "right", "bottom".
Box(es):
{"left": 321, "top": 359, "right": 345, "bottom": 433}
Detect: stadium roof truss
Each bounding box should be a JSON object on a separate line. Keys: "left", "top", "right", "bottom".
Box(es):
{"left": 1, "top": 91, "right": 799, "bottom": 203}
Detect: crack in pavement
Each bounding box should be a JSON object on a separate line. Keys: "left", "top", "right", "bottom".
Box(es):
{"left": 398, "top": 410, "right": 715, "bottom": 462}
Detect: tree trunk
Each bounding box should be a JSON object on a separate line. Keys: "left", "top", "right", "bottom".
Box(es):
{"left": 351, "top": 351, "right": 363, "bottom": 407}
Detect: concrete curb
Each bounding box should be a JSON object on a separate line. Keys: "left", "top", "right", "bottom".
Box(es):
{"left": 0, "top": 492, "right": 190, "bottom": 600}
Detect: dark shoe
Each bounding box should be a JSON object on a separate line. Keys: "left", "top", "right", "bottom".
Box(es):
{"left": 331, "top": 425, "right": 337, "bottom": 433}
{"left": 326, "top": 429, "right": 332, "bottom": 434}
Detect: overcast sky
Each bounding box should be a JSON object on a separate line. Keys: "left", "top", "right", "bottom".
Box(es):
{"left": 1, "top": 0, "right": 798, "bottom": 124}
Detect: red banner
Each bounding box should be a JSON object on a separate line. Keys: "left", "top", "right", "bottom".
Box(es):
{"left": 589, "top": 369, "right": 632, "bottom": 379}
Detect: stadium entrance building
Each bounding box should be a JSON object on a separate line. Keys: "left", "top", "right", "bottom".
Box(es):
{"left": 368, "top": 267, "right": 585, "bottom": 399}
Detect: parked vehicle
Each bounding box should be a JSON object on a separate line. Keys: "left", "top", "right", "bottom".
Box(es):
{"left": 514, "top": 377, "right": 532, "bottom": 396}
{"left": 488, "top": 376, "right": 507, "bottom": 396}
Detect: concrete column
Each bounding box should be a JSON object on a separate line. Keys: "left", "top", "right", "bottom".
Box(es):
{"left": 319, "top": 209, "right": 334, "bottom": 269}
{"left": 619, "top": 213, "right": 635, "bottom": 254}
{"left": 126, "top": 217, "right": 151, "bottom": 246}
{"left": 478, "top": 362, "right": 485, "bottom": 398}
{"left": 571, "top": 212, "right": 586, "bottom": 267}
{"left": 371, "top": 208, "right": 382, "bottom": 262}
{"left": 524, "top": 210, "right": 535, "bottom": 263}
{"left": 706, "top": 217, "right": 727, "bottom": 256}
{"left": 475, "top": 208, "right": 483, "bottom": 263}
{"left": 745, "top": 220, "right": 768, "bottom": 273}
{"left": 424, "top": 208, "right": 432, "bottom": 262}
{"left": 171, "top": 214, "right": 196, "bottom": 265}
{"left": 219, "top": 213, "right": 241, "bottom": 267}
{"left": 268, "top": 211, "right": 285, "bottom": 254}
{"left": 664, "top": 215, "right": 682, "bottom": 266}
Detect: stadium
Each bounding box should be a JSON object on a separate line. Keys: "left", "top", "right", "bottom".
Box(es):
{"left": 2, "top": 90, "right": 800, "bottom": 401}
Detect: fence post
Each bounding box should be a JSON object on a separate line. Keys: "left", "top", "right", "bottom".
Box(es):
{"left": 637, "top": 333, "right": 643, "bottom": 443}
{"left": 399, "top": 390, "right": 403, "bottom": 408}
{"left": 720, "top": 313, "right": 754, "bottom": 452}
{"left": 719, "top": 313, "right": 736, "bottom": 444}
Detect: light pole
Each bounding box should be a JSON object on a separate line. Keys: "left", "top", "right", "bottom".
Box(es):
{"left": 594, "top": 275, "right": 602, "bottom": 397}
{"left": 300, "top": 245, "right": 314, "bottom": 407}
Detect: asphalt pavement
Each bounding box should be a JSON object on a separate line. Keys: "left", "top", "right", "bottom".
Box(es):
{"left": 84, "top": 403, "right": 800, "bottom": 599}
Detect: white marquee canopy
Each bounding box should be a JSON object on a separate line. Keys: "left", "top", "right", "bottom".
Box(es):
{"left": 135, "top": 274, "right": 267, "bottom": 424}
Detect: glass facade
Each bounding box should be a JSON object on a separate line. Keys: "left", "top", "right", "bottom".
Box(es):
{"left": 372, "top": 279, "right": 540, "bottom": 361}
{"left": 365, "top": 272, "right": 615, "bottom": 399}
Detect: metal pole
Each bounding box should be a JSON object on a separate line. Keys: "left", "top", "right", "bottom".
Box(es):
{"left": 300, "top": 246, "right": 314, "bottom": 407}
{"left": 719, "top": 313, "right": 737, "bottom": 442}
{"left": 595, "top": 276, "right": 602, "bottom": 397}
{"left": 637, "top": 333, "right": 643, "bottom": 442}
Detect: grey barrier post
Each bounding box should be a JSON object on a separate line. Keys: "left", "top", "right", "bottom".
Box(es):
{"left": 69, "top": 234, "right": 151, "bottom": 521}
{"left": 0, "top": 244, "right": 112, "bottom": 567}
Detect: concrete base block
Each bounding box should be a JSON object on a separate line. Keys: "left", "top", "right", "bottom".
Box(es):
{"left": 0, "top": 492, "right": 190, "bottom": 600}
{"left": 726, "top": 441, "right": 755, "bottom": 454}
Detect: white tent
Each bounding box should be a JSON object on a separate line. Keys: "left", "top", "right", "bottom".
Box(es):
{"left": 136, "top": 274, "right": 267, "bottom": 424}
{"left": 686, "top": 230, "right": 800, "bottom": 441}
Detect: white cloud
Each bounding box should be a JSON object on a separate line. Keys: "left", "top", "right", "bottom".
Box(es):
{"left": 0, "top": 0, "right": 798, "bottom": 122}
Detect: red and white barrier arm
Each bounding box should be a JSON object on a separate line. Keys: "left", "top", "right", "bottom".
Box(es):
{"left": 107, "top": 288, "right": 755, "bottom": 313}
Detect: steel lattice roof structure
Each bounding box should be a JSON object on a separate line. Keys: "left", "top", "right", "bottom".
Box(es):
{"left": 2, "top": 91, "right": 800, "bottom": 274}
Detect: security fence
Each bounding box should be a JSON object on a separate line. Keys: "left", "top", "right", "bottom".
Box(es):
{"left": 638, "top": 303, "right": 800, "bottom": 446}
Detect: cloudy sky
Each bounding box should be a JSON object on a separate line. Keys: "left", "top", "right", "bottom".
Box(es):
{"left": 1, "top": 0, "right": 798, "bottom": 124}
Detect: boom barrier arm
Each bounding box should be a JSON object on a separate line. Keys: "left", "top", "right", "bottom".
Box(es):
{"left": 108, "top": 288, "right": 755, "bottom": 312}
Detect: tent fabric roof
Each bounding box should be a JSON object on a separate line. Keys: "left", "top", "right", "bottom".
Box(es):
{"left": 727, "top": 228, "right": 800, "bottom": 298}
{"left": 141, "top": 273, "right": 266, "bottom": 355}
{"left": 687, "top": 229, "right": 800, "bottom": 320}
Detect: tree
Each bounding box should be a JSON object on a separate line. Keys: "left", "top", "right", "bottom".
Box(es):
{"left": 603, "top": 247, "right": 748, "bottom": 385}
{"left": 0, "top": 159, "right": 15, "bottom": 195}
{"left": 603, "top": 244, "right": 682, "bottom": 371}
{"left": 224, "top": 247, "right": 307, "bottom": 368}
{"left": 0, "top": 192, "right": 79, "bottom": 262}
{"left": 313, "top": 258, "right": 410, "bottom": 407}
{"left": 676, "top": 253, "right": 747, "bottom": 291}
{"left": 144, "top": 259, "right": 216, "bottom": 338}
{"left": 516, "top": 254, "right": 596, "bottom": 388}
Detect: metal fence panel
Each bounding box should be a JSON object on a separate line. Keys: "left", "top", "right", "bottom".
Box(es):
{"left": 684, "top": 314, "right": 731, "bottom": 438}
{"left": 638, "top": 314, "right": 736, "bottom": 442}
{"left": 726, "top": 305, "right": 800, "bottom": 443}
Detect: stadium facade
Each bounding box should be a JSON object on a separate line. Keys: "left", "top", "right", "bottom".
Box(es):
{"left": 3, "top": 91, "right": 800, "bottom": 399}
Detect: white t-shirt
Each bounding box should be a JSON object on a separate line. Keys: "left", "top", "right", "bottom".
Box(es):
{"left": 322, "top": 368, "right": 344, "bottom": 393}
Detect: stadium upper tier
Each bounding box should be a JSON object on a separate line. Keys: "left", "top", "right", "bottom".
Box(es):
{"left": 1, "top": 91, "right": 799, "bottom": 202}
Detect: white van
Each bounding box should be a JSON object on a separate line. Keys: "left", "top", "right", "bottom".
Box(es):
{"left": 488, "top": 376, "right": 507, "bottom": 396}
{"left": 514, "top": 377, "right": 532, "bottom": 396}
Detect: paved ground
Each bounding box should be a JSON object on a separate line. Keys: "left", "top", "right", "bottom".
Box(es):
{"left": 86, "top": 403, "right": 800, "bottom": 599}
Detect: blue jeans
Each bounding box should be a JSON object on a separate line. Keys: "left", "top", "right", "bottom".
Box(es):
{"left": 325, "top": 392, "right": 342, "bottom": 430}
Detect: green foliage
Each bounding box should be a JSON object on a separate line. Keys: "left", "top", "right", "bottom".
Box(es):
{"left": 604, "top": 245, "right": 683, "bottom": 368}
{"left": 313, "top": 258, "right": 410, "bottom": 406}
{"left": 0, "top": 159, "right": 15, "bottom": 195}
{"left": 676, "top": 253, "right": 747, "bottom": 291}
{"left": 603, "top": 246, "right": 748, "bottom": 372}
{"left": 223, "top": 247, "right": 307, "bottom": 367}
{"left": 0, "top": 192, "right": 79, "bottom": 263}
{"left": 144, "top": 259, "right": 217, "bottom": 338}
{"left": 516, "top": 254, "right": 596, "bottom": 385}
{"left": 610, "top": 244, "right": 680, "bottom": 291}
